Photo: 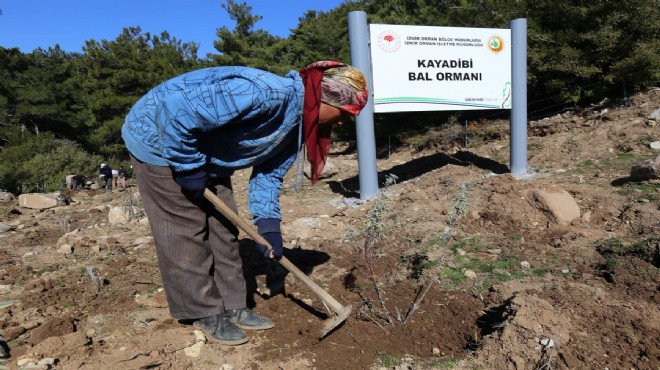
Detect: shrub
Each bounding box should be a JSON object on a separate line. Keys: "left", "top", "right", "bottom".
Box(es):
{"left": 0, "top": 130, "right": 102, "bottom": 193}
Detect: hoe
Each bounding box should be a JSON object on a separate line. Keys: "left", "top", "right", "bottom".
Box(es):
{"left": 204, "top": 189, "right": 352, "bottom": 338}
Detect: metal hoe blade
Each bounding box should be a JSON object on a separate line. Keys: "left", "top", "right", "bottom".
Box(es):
{"left": 321, "top": 304, "right": 352, "bottom": 338}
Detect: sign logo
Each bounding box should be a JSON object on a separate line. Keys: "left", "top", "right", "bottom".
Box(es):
{"left": 377, "top": 30, "right": 401, "bottom": 53}
{"left": 487, "top": 35, "right": 504, "bottom": 53}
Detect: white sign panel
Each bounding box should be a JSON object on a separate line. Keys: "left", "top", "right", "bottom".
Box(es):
{"left": 370, "top": 24, "right": 512, "bottom": 112}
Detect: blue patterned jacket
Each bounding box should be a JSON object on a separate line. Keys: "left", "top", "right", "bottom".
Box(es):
{"left": 121, "top": 67, "right": 304, "bottom": 222}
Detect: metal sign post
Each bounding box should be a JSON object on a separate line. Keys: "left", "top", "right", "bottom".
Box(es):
{"left": 348, "top": 11, "right": 379, "bottom": 200}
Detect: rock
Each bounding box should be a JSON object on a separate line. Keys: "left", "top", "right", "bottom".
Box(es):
{"left": 530, "top": 188, "right": 580, "bottom": 225}
{"left": 57, "top": 244, "right": 73, "bottom": 254}
{"left": 108, "top": 206, "right": 142, "bottom": 225}
{"left": 304, "top": 157, "right": 339, "bottom": 180}
{"left": 22, "top": 320, "right": 41, "bottom": 330}
{"left": 16, "top": 357, "right": 38, "bottom": 367}
{"left": 0, "top": 192, "right": 15, "bottom": 203}
{"left": 18, "top": 193, "right": 61, "bottom": 210}
{"left": 540, "top": 338, "right": 555, "bottom": 347}
{"left": 630, "top": 155, "right": 660, "bottom": 181}
{"left": 0, "top": 223, "right": 11, "bottom": 233}
{"left": 27, "top": 331, "right": 89, "bottom": 359}
{"left": 650, "top": 141, "right": 660, "bottom": 150}
{"left": 55, "top": 194, "right": 72, "bottom": 206}
{"left": 38, "top": 357, "right": 56, "bottom": 367}
{"left": 647, "top": 108, "right": 660, "bottom": 120}
{"left": 394, "top": 363, "right": 414, "bottom": 370}
{"left": 152, "top": 290, "right": 168, "bottom": 308}
{"left": 57, "top": 228, "right": 81, "bottom": 246}
{"left": 285, "top": 217, "right": 320, "bottom": 239}
{"left": 134, "top": 236, "right": 153, "bottom": 245}
{"left": 184, "top": 330, "right": 206, "bottom": 358}
{"left": 4, "top": 325, "right": 26, "bottom": 340}
{"left": 520, "top": 261, "right": 531, "bottom": 269}
{"left": 464, "top": 270, "right": 477, "bottom": 279}
{"left": 29, "top": 317, "right": 76, "bottom": 345}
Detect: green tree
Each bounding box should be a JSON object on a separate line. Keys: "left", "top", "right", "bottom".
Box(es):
{"left": 0, "top": 47, "right": 26, "bottom": 129}
{"left": 524, "top": 0, "right": 660, "bottom": 105}
{"left": 13, "top": 46, "right": 80, "bottom": 139}
{"left": 285, "top": 8, "right": 351, "bottom": 67}
{"left": 75, "top": 27, "right": 200, "bottom": 157}
{"left": 212, "top": 0, "right": 286, "bottom": 72}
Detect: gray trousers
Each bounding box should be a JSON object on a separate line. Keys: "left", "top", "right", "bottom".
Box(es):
{"left": 131, "top": 156, "right": 246, "bottom": 320}
{"left": 104, "top": 177, "right": 113, "bottom": 192}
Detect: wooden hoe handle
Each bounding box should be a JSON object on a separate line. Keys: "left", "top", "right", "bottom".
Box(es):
{"left": 203, "top": 188, "right": 345, "bottom": 313}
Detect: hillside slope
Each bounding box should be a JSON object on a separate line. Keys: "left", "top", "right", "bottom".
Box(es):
{"left": 0, "top": 89, "right": 658, "bottom": 370}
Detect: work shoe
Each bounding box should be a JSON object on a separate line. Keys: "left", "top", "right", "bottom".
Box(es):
{"left": 193, "top": 314, "right": 249, "bottom": 346}
{"left": 224, "top": 308, "right": 274, "bottom": 330}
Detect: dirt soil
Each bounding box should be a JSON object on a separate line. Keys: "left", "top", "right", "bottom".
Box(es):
{"left": 0, "top": 89, "right": 658, "bottom": 370}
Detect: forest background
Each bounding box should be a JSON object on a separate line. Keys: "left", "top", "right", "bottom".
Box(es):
{"left": 0, "top": 0, "right": 658, "bottom": 194}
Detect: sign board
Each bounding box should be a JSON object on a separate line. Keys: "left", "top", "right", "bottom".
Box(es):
{"left": 369, "top": 24, "right": 512, "bottom": 112}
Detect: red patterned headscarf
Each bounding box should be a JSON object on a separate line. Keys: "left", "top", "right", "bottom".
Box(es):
{"left": 298, "top": 61, "right": 368, "bottom": 184}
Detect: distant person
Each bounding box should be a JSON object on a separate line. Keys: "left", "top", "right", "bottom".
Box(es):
{"left": 117, "top": 165, "right": 127, "bottom": 188}
{"left": 73, "top": 174, "right": 85, "bottom": 190}
{"left": 65, "top": 173, "right": 75, "bottom": 190}
{"left": 99, "top": 163, "right": 113, "bottom": 192}
{"left": 112, "top": 168, "right": 119, "bottom": 189}
{"left": 121, "top": 61, "right": 368, "bottom": 345}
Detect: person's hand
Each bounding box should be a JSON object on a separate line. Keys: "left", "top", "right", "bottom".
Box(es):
{"left": 256, "top": 218, "right": 283, "bottom": 259}
{"left": 173, "top": 169, "right": 208, "bottom": 198}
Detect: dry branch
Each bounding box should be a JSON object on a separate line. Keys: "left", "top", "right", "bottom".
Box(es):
{"left": 364, "top": 238, "right": 393, "bottom": 325}
{"left": 403, "top": 280, "right": 434, "bottom": 324}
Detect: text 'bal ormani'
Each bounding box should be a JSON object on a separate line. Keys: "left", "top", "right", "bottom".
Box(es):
{"left": 408, "top": 72, "right": 483, "bottom": 81}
